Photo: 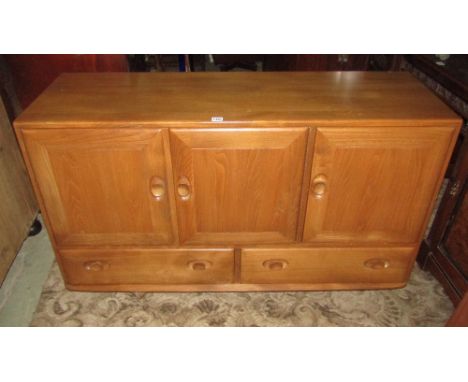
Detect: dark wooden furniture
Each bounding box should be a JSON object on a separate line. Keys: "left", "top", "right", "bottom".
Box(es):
{"left": 368, "top": 55, "right": 403, "bottom": 71}
{"left": 0, "top": 56, "right": 22, "bottom": 121}
{"left": 418, "top": 133, "right": 468, "bottom": 304}
{"left": 409, "top": 55, "right": 468, "bottom": 305}
{"left": 405, "top": 55, "right": 468, "bottom": 103}
{"left": 14, "top": 72, "right": 460, "bottom": 292}
{"left": 264, "top": 55, "right": 370, "bottom": 71}
{"left": 0, "top": 95, "right": 38, "bottom": 285}
{"left": 263, "top": 54, "right": 404, "bottom": 72}
{"left": 447, "top": 292, "right": 468, "bottom": 326}
{"left": 3, "top": 54, "right": 128, "bottom": 109}
{"left": 212, "top": 55, "right": 264, "bottom": 71}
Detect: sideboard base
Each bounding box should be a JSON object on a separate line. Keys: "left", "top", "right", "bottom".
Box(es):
{"left": 64, "top": 281, "right": 408, "bottom": 293}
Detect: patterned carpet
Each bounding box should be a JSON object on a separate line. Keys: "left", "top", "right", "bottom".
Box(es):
{"left": 30, "top": 261, "right": 454, "bottom": 326}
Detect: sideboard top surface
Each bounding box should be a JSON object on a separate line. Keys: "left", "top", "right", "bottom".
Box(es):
{"left": 15, "top": 72, "right": 461, "bottom": 128}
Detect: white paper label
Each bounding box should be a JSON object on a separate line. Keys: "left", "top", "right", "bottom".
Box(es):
{"left": 211, "top": 116, "right": 224, "bottom": 122}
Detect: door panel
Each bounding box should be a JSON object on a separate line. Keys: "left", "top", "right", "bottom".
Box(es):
{"left": 23, "top": 128, "right": 175, "bottom": 246}
{"left": 303, "top": 127, "right": 455, "bottom": 243}
{"left": 170, "top": 128, "right": 308, "bottom": 244}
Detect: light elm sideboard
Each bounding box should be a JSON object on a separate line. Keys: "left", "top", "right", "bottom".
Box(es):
{"left": 14, "top": 72, "right": 461, "bottom": 292}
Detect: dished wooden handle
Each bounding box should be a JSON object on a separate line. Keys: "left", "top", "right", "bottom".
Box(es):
{"left": 187, "top": 260, "right": 212, "bottom": 271}
{"left": 177, "top": 176, "right": 191, "bottom": 201}
{"left": 263, "top": 259, "right": 289, "bottom": 270}
{"left": 364, "top": 258, "right": 390, "bottom": 270}
{"left": 150, "top": 176, "right": 165, "bottom": 200}
{"left": 83, "top": 260, "right": 109, "bottom": 272}
{"left": 311, "top": 174, "right": 327, "bottom": 199}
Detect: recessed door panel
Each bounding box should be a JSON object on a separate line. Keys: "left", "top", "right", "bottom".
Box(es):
{"left": 303, "top": 127, "right": 455, "bottom": 243}
{"left": 23, "top": 128, "right": 175, "bottom": 246}
{"left": 170, "top": 128, "right": 308, "bottom": 244}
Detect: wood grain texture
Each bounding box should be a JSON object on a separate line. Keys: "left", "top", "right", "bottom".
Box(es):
{"left": 0, "top": 99, "right": 37, "bottom": 284}
{"left": 60, "top": 248, "right": 234, "bottom": 285}
{"left": 64, "top": 281, "right": 407, "bottom": 292}
{"left": 423, "top": 249, "right": 463, "bottom": 305}
{"left": 303, "top": 127, "right": 456, "bottom": 244}
{"left": 431, "top": 246, "right": 467, "bottom": 303}
{"left": 170, "top": 128, "right": 308, "bottom": 244}
{"left": 240, "top": 247, "right": 414, "bottom": 284}
{"left": 13, "top": 72, "right": 463, "bottom": 292}
{"left": 5, "top": 54, "right": 128, "bottom": 109}
{"left": 14, "top": 72, "right": 460, "bottom": 129}
{"left": 288, "top": 54, "right": 370, "bottom": 71}
{"left": 445, "top": 191, "right": 468, "bottom": 276}
{"left": 446, "top": 292, "right": 468, "bottom": 326}
{"left": 21, "top": 128, "right": 175, "bottom": 247}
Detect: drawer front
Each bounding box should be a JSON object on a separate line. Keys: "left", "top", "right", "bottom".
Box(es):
{"left": 240, "top": 247, "right": 415, "bottom": 284}
{"left": 60, "top": 249, "right": 234, "bottom": 285}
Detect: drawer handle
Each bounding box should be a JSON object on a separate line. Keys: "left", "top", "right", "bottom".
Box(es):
{"left": 364, "top": 258, "right": 390, "bottom": 270}
{"left": 187, "top": 260, "right": 212, "bottom": 271}
{"left": 83, "top": 260, "right": 109, "bottom": 272}
{"left": 311, "top": 174, "right": 327, "bottom": 199}
{"left": 150, "top": 176, "right": 165, "bottom": 201}
{"left": 263, "top": 259, "right": 289, "bottom": 270}
{"left": 177, "top": 176, "right": 191, "bottom": 201}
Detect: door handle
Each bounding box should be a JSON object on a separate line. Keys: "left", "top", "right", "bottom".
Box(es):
{"left": 83, "top": 260, "right": 110, "bottom": 272}
{"left": 150, "top": 176, "right": 165, "bottom": 201}
{"left": 177, "top": 176, "right": 191, "bottom": 201}
{"left": 311, "top": 174, "right": 328, "bottom": 199}
{"left": 364, "top": 258, "right": 390, "bottom": 270}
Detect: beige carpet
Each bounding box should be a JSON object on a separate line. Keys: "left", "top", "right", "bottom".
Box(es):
{"left": 31, "top": 261, "right": 454, "bottom": 326}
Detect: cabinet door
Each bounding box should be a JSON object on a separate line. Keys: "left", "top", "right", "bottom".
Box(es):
{"left": 303, "top": 127, "right": 455, "bottom": 244}
{"left": 170, "top": 128, "right": 308, "bottom": 244}
{"left": 22, "top": 129, "right": 176, "bottom": 246}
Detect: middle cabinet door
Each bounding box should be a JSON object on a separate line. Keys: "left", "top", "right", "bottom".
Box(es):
{"left": 170, "top": 128, "right": 309, "bottom": 245}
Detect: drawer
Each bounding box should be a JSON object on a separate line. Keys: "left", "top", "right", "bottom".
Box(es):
{"left": 60, "top": 249, "right": 234, "bottom": 286}
{"left": 240, "top": 247, "right": 415, "bottom": 285}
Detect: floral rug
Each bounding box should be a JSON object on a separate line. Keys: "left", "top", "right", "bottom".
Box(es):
{"left": 31, "top": 262, "right": 453, "bottom": 326}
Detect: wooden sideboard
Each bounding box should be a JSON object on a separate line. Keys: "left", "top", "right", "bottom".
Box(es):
{"left": 13, "top": 72, "right": 461, "bottom": 292}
